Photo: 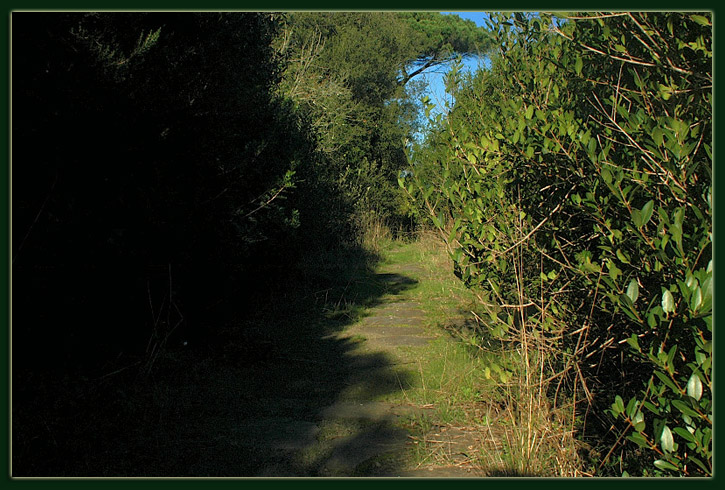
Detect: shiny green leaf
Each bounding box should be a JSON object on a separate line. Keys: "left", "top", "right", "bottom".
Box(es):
{"left": 626, "top": 279, "right": 639, "bottom": 303}
{"left": 687, "top": 373, "right": 703, "bottom": 401}
{"left": 654, "top": 459, "right": 679, "bottom": 471}
{"left": 691, "top": 14, "right": 711, "bottom": 26}
{"left": 640, "top": 200, "right": 654, "bottom": 227}
{"left": 660, "top": 425, "right": 674, "bottom": 452}
{"left": 662, "top": 290, "right": 675, "bottom": 313}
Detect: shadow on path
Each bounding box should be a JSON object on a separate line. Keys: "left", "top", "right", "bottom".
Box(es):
{"left": 12, "top": 248, "right": 429, "bottom": 477}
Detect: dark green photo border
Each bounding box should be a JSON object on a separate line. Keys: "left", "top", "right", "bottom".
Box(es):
{"left": 1, "top": 2, "right": 719, "bottom": 488}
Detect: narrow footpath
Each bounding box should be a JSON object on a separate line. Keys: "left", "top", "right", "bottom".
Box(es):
{"left": 241, "top": 242, "right": 486, "bottom": 477}
{"left": 79, "top": 240, "right": 490, "bottom": 477}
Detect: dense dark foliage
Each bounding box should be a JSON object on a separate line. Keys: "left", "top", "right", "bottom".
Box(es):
{"left": 13, "top": 13, "right": 299, "bottom": 368}
{"left": 11, "top": 12, "right": 489, "bottom": 476}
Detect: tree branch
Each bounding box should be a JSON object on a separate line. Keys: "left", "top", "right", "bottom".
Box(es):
{"left": 399, "top": 54, "right": 450, "bottom": 85}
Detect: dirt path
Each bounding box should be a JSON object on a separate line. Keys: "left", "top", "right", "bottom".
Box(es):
{"left": 242, "top": 257, "right": 484, "bottom": 477}
{"left": 16, "top": 242, "right": 488, "bottom": 477}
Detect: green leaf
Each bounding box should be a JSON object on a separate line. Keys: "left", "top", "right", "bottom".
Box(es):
{"left": 627, "top": 431, "right": 649, "bottom": 448}
{"left": 666, "top": 345, "right": 677, "bottom": 370}
{"left": 687, "top": 373, "right": 703, "bottom": 401}
{"left": 619, "top": 293, "right": 635, "bottom": 313}
{"left": 654, "top": 370, "right": 679, "bottom": 393}
{"left": 662, "top": 290, "right": 675, "bottom": 314}
{"left": 654, "top": 459, "right": 679, "bottom": 471}
{"left": 625, "top": 397, "right": 639, "bottom": 418}
{"left": 673, "top": 427, "right": 696, "bottom": 443}
{"left": 688, "top": 456, "right": 710, "bottom": 474}
{"left": 525, "top": 104, "right": 534, "bottom": 120}
{"left": 587, "top": 137, "right": 597, "bottom": 156}
{"left": 691, "top": 14, "right": 711, "bottom": 26}
{"left": 601, "top": 167, "right": 612, "bottom": 184}
{"left": 625, "top": 334, "right": 641, "bottom": 352}
{"left": 574, "top": 55, "right": 583, "bottom": 76}
{"left": 640, "top": 200, "right": 654, "bottom": 227}
{"left": 613, "top": 395, "right": 625, "bottom": 416}
{"left": 699, "top": 278, "right": 712, "bottom": 314}
{"left": 626, "top": 279, "right": 639, "bottom": 303}
{"left": 672, "top": 399, "right": 700, "bottom": 419}
{"left": 691, "top": 286, "right": 703, "bottom": 312}
{"left": 616, "top": 249, "right": 630, "bottom": 264}
{"left": 607, "top": 260, "right": 622, "bottom": 282}
{"left": 659, "top": 425, "right": 674, "bottom": 453}
{"left": 659, "top": 84, "right": 672, "bottom": 100}
{"left": 646, "top": 310, "right": 658, "bottom": 328}
{"left": 642, "top": 401, "right": 660, "bottom": 415}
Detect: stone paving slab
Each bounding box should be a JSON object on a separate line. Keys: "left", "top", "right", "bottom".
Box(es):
{"left": 367, "top": 302, "right": 426, "bottom": 317}
{"left": 368, "top": 336, "right": 436, "bottom": 347}
{"left": 360, "top": 315, "right": 425, "bottom": 327}
{"left": 354, "top": 325, "right": 426, "bottom": 338}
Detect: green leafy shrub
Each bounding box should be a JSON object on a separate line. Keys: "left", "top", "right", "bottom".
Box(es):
{"left": 404, "top": 12, "right": 711, "bottom": 476}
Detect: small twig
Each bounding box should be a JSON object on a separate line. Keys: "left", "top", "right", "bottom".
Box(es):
{"left": 496, "top": 185, "right": 577, "bottom": 257}
{"left": 241, "top": 180, "right": 291, "bottom": 220}
{"left": 94, "top": 361, "right": 142, "bottom": 381}
{"left": 13, "top": 172, "right": 58, "bottom": 264}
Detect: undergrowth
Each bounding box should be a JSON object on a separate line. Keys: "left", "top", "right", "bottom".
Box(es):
{"left": 380, "top": 231, "right": 583, "bottom": 476}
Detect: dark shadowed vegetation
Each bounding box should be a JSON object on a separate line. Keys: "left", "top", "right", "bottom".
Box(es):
{"left": 11, "top": 11, "right": 489, "bottom": 476}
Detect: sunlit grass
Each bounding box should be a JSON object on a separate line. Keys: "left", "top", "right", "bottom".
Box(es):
{"left": 305, "top": 230, "right": 581, "bottom": 476}
{"left": 369, "top": 232, "right": 582, "bottom": 476}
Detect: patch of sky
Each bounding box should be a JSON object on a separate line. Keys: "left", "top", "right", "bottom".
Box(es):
{"left": 409, "top": 12, "right": 492, "bottom": 142}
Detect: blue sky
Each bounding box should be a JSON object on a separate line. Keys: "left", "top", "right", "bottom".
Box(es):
{"left": 412, "top": 12, "right": 491, "bottom": 132}
{"left": 448, "top": 11, "right": 491, "bottom": 27}
{"left": 415, "top": 12, "right": 490, "bottom": 116}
